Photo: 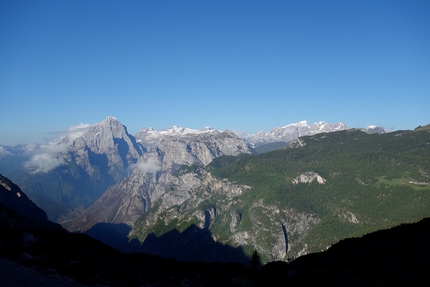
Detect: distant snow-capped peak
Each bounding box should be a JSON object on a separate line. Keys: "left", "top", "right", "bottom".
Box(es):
{"left": 282, "top": 120, "right": 309, "bottom": 128}
{"left": 159, "top": 126, "right": 217, "bottom": 136}
{"left": 241, "top": 120, "right": 348, "bottom": 147}
{"left": 363, "top": 125, "right": 386, "bottom": 134}
{"left": 134, "top": 125, "right": 220, "bottom": 150}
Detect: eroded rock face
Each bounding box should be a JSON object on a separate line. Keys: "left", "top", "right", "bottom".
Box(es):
{"left": 292, "top": 171, "right": 326, "bottom": 184}
{"left": 69, "top": 116, "right": 144, "bottom": 182}
{"left": 128, "top": 168, "right": 320, "bottom": 263}
{"left": 67, "top": 130, "right": 253, "bottom": 232}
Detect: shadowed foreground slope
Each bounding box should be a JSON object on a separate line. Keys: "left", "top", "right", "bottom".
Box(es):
{"left": 1, "top": 216, "right": 429, "bottom": 286}
{"left": 1, "top": 173, "right": 430, "bottom": 286}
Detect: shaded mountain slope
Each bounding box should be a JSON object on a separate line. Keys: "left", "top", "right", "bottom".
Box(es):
{"left": 0, "top": 173, "right": 62, "bottom": 230}
{"left": 262, "top": 218, "right": 430, "bottom": 286}
{"left": 1, "top": 173, "right": 429, "bottom": 286}
{"left": 1, "top": 211, "right": 429, "bottom": 286}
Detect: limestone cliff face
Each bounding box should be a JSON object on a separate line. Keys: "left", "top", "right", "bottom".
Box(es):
{"left": 129, "top": 168, "right": 320, "bottom": 262}
{"left": 67, "top": 130, "right": 253, "bottom": 232}
{"left": 68, "top": 116, "right": 144, "bottom": 182}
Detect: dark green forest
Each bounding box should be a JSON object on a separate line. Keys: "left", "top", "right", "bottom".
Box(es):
{"left": 208, "top": 128, "right": 430, "bottom": 256}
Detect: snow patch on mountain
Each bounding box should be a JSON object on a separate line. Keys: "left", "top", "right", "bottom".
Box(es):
{"left": 363, "top": 125, "right": 385, "bottom": 134}
{"left": 135, "top": 126, "right": 220, "bottom": 150}
{"left": 239, "top": 121, "right": 348, "bottom": 147}
{"left": 134, "top": 120, "right": 386, "bottom": 149}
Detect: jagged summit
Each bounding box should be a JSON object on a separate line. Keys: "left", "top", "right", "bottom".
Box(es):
{"left": 135, "top": 125, "right": 220, "bottom": 150}
{"left": 96, "top": 116, "right": 127, "bottom": 135}
{"left": 282, "top": 120, "right": 309, "bottom": 128}
{"left": 309, "top": 121, "right": 347, "bottom": 134}
{"left": 105, "top": 116, "right": 117, "bottom": 121}
{"left": 363, "top": 125, "right": 386, "bottom": 134}
{"left": 133, "top": 119, "right": 384, "bottom": 148}
{"left": 241, "top": 120, "right": 348, "bottom": 147}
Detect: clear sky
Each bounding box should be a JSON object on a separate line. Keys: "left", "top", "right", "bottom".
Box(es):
{"left": 1, "top": 0, "right": 429, "bottom": 146}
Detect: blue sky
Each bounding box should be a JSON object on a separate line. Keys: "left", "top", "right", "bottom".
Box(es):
{"left": 1, "top": 0, "right": 429, "bottom": 145}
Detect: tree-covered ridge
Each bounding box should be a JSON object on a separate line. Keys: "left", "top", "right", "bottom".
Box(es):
{"left": 253, "top": 142, "right": 288, "bottom": 154}
{"left": 208, "top": 129, "right": 430, "bottom": 255}
{"left": 212, "top": 128, "right": 430, "bottom": 185}
{"left": 415, "top": 123, "right": 430, "bottom": 131}
{"left": 132, "top": 128, "right": 430, "bottom": 262}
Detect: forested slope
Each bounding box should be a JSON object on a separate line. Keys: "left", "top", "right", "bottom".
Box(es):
{"left": 132, "top": 128, "right": 430, "bottom": 262}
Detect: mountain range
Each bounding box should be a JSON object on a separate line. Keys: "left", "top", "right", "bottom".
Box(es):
{"left": 2, "top": 116, "right": 427, "bottom": 266}
{"left": 102, "top": 126, "right": 429, "bottom": 262}
{"left": 0, "top": 117, "right": 373, "bottom": 222}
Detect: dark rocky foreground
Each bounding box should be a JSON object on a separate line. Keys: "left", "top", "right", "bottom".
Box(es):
{"left": 1, "top": 172, "right": 430, "bottom": 286}
{"left": 1, "top": 218, "right": 429, "bottom": 286}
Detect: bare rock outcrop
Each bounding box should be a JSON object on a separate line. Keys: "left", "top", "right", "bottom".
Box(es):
{"left": 292, "top": 171, "right": 326, "bottom": 184}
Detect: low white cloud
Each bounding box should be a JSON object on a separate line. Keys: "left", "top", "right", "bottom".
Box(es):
{"left": 24, "top": 153, "right": 66, "bottom": 174}
{"left": 22, "top": 122, "right": 92, "bottom": 173}
{"left": 65, "top": 123, "right": 92, "bottom": 140}
{"left": 49, "top": 123, "right": 92, "bottom": 145}
{"left": 23, "top": 143, "right": 40, "bottom": 155}
{"left": 129, "top": 158, "right": 161, "bottom": 174}
{"left": 23, "top": 142, "right": 69, "bottom": 173}
{"left": 0, "top": 146, "right": 12, "bottom": 156}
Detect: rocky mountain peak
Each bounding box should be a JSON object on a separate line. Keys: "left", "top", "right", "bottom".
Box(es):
{"left": 73, "top": 117, "right": 140, "bottom": 154}
{"left": 95, "top": 116, "right": 129, "bottom": 138}
{"left": 283, "top": 120, "right": 309, "bottom": 128}
{"left": 135, "top": 125, "right": 222, "bottom": 151}
{"left": 241, "top": 120, "right": 348, "bottom": 147}
{"left": 363, "top": 125, "right": 386, "bottom": 134}
{"left": 68, "top": 117, "right": 143, "bottom": 183}
{"left": 309, "top": 121, "right": 347, "bottom": 134}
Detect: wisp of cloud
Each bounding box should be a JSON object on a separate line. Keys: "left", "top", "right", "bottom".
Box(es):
{"left": 129, "top": 158, "right": 161, "bottom": 174}
{"left": 22, "top": 122, "right": 92, "bottom": 174}
{"left": 24, "top": 153, "right": 66, "bottom": 174}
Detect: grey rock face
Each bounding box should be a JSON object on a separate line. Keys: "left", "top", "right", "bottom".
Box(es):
{"left": 134, "top": 127, "right": 162, "bottom": 151}
{"left": 69, "top": 116, "right": 143, "bottom": 181}
{"left": 240, "top": 121, "right": 348, "bottom": 147}
{"left": 363, "top": 125, "right": 386, "bottom": 134}
{"left": 292, "top": 171, "right": 326, "bottom": 184}
{"left": 129, "top": 168, "right": 320, "bottom": 262}
{"left": 308, "top": 121, "right": 347, "bottom": 134}
{"left": 135, "top": 126, "right": 218, "bottom": 151}
{"left": 68, "top": 130, "right": 253, "bottom": 232}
